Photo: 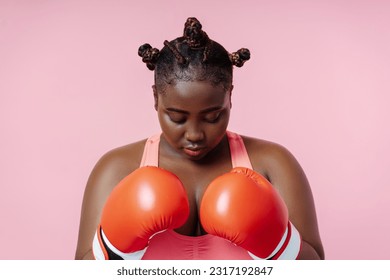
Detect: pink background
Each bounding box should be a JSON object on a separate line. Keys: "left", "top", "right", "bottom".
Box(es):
{"left": 1, "top": 0, "right": 389, "bottom": 259}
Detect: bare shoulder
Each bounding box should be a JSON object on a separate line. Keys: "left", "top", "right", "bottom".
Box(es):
{"left": 241, "top": 134, "right": 325, "bottom": 259}
{"left": 89, "top": 139, "right": 147, "bottom": 189}
{"left": 241, "top": 134, "right": 309, "bottom": 207}
{"left": 82, "top": 138, "right": 148, "bottom": 215}
{"left": 74, "top": 138, "right": 147, "bottom": 259}
{"left": 241, "top": 135, "right": 298, "bottom": 181}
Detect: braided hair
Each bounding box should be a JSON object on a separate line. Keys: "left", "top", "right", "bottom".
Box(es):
{"left": 138, "top": 17, "right": 250, "bottom": 92}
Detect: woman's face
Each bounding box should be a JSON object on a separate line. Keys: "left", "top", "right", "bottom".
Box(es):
{"left": 154, "top": 80, "right": 232, "bottom": 161}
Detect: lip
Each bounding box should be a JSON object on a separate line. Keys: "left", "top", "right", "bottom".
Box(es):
{"left": 183, "top": 147, "right": 206, "bottom": 157}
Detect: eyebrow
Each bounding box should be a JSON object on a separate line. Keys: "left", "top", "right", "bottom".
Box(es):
{"left": 166, "top": 106, "right": 223, "bottom": 114}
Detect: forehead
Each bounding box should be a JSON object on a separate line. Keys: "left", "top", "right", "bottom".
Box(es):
{"left": 159, "top": 81, "right": 229, "bottom": 109}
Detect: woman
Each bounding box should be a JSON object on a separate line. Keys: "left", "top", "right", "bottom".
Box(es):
{"left": 75, "top": 17, "right": 324, "bottom": 260}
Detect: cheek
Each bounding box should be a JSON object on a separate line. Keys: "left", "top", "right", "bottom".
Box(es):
{"left": 206, "top": 114, "right": 230, "bottom": 144}
{"left": 158, "top": 112, "right": 182, "bottom": 140}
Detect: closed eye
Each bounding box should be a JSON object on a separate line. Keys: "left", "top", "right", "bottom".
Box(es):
{"left": 167, "top": 111, "right": 187, "bottom": 124}
{"left": 204, "top": 111, "right": 222, "bottom": 123}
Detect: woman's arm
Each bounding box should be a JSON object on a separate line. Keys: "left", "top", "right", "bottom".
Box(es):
{"left": 299, "top": 240, "right": 323, "bottom": 260}
{"left": 74, "top": 152, "right": 121, "bottom": 259}
{"left": 265, "top": 143, "right": 324, "bottom": 260}
{"left": 74, "top": 144, "right": 143, "bottom": 260}
{"left": 246, "top": 138, "right": 325, "bottom": 260}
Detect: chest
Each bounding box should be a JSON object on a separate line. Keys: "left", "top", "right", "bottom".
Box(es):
{"left": 159, "top": 159, "right": 232, "bottom": 236}
{"left": 168, "top": 162, "right": 231, "bottom": 204}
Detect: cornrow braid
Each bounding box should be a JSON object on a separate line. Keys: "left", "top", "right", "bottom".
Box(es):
{"left": 202, "top": 39, "right": 212, "bottom": 63}
{"left": 229, "top": 48, "right": 251, "bottom": 67}
{"left": 163, "top": 40, "right": 187, "bottom": 65}
{"left": 138, "top": 43, "right": 160, "bottom": 70}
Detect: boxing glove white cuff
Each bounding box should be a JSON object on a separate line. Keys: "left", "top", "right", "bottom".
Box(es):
{"left": 248, "top": 221, "right": 301, "bottom": 260}
{"left": 92, "top": 231, "right": 105, "bottom": 260}
{"left": 275, "top": 222, "right": 301, "bottom": 260}
{"left": 92, "top": 229, "right": 147, "bottom": 260}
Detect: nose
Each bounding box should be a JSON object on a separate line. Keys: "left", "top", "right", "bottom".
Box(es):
{"left": 185, "top": 123, "right": 205, "bottom": 143}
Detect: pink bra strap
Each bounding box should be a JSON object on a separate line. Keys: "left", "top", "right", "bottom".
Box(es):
{"left": 226, "top": 131, "right": 253, "bottom": 169}
{"left": 140, "top": 133, "right": 161, "bottom": 167}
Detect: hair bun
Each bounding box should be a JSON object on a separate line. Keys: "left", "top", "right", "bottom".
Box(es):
{"left": 183, "top": 17, "right": 209, "bottom": 49}
{"left": 138, "top": 43, "right": 160, "bottom": 70}
{"left": 229, "top": 48, "right": 251, "bottom": 67}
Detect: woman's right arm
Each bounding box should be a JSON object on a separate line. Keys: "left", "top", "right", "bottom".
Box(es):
{"left": 74, "top": 144, "right": 143, "bottom": 260}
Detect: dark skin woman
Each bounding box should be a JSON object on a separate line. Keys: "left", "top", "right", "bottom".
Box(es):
{"left": 75, "top": 17, "right": 324, "bottom": 260}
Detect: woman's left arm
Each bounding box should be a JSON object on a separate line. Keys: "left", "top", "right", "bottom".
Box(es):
{"left": 264, "top": 143, "right": 325, "bottom": 260}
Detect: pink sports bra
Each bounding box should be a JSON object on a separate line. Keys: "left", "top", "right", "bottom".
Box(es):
{"left": 140, "top": 131, "right": 254, "bottom": 259}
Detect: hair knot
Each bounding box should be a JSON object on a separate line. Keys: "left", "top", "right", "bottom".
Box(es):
{"left": 183, "top": 17, "right": 209, "bottom": 49}
{"left": 229, "top": 48, "right": 251, "bottom": 67}
{"left": 138, "top": 43, "right": 160, "bottom": 70}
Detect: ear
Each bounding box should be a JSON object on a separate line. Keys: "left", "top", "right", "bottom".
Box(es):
{"left": 152, "top": 85, "right": 158, "bottom": 111}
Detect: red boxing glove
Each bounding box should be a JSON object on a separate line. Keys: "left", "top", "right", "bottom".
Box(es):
{"left": 93, "top": 166, "right": 190, "bottom": 260}
{"left": 200, "top": 167, "right": 301, "bottom": 259}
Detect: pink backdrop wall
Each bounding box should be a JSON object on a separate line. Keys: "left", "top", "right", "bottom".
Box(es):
{"left": 1, "top": 0, "right": 389, "bottom": 259}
